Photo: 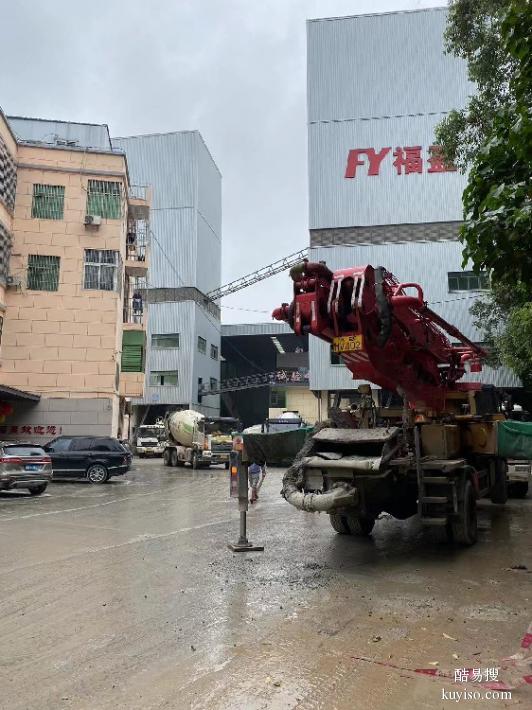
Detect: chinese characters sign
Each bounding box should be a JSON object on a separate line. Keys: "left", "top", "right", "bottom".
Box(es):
{"left": 0, "top": 425, "right": 62, "bottom": 436}
{"left": 345, "top": 146, "right": 456, "bottom": 178}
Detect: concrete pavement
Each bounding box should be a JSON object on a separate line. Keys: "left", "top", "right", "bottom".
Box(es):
{"left": 0, "top": 459, "right": 530, "bottom": 709}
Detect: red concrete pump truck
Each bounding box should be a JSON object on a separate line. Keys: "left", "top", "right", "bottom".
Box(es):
{"left": 273, "top": 261, "right": 524, "bottom": 546}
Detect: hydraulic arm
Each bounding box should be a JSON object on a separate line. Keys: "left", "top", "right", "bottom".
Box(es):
{"left": 273, "top": 261, "right": 486, "bottom": 412}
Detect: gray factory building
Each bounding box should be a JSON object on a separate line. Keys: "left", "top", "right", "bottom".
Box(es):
{"left": 113, "top": 131, "right": 222, "bottom": 421}
{"left": 306, "top": 7, "right": 519, "bottom": 397}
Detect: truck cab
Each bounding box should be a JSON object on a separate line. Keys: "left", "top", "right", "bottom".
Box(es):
{"left": 135, "top": 424, "right": 166, "bottom": 457}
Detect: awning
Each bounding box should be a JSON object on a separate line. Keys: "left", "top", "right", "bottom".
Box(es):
{"left": 0, "top": 384, "right": 41, "bottom": 402}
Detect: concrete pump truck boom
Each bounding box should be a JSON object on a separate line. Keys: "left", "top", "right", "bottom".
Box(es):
{"left": 273, "top": 261, "right": 529, "bottom": 545}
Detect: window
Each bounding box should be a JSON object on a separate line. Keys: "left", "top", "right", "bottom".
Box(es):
{"left": 122, "top": 331, "right": 145, "bottom": 373}
{"left": 86, "top": 179, "right": 122, "bottom": 219}
{"left": 198, "top": 336, "right": 207, "bottom": 354}
{"left": 90, "top": 438, "right": 122, "bottom": 452}
{"left": 270, "top": 389, "right": 286, "bottom": 408}
{"left": 150, "top": 370, "right": 178, "bottom": 386}
{"left": 210, "top": 377, "right": 218, "bottom": 391}
{"left": 45, "top": 438, "right": 72, "bottom": 452}
{"left": 27, "top": 255, "right": 60, "bottom": 291}
{"left": 84, "top": 249, "right": 121, "bottom": 291}
{"left": 330, "top": 347, "right": 342, "bottom": 365}
{"left": 69, "top": 438, "right": 94, "bottom": 452}
{"left": 31, "top": 184, "right": 65, "bottom": 220}
{"left": 448, "top": 271, "right": 489, "bottom": 292}
{"left": 210, "top": 344, "right": 219, "bottom": 360}
{"left": 152, "top": 333, "right": 180, "bottom": 349}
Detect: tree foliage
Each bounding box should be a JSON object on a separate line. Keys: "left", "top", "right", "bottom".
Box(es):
{"left": 437, "top": 0, "right": 532, "bottom": 386}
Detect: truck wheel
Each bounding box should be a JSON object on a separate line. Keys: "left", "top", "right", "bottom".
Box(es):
{"left": 329, "top": 514, "right": 350, "bottom": 534}
{"left": 87, "top": 464, "right": 109, "bottom": 484}
{"left": 346, "top": 514, "right": 375, "bottom": 536}
{"left": 170, "top": 450, "right": 178, "bottom": 467}
{"left": 490, "top": 459, "right": 508, "bottom": 504}
{"left": 225, "top": 462, "right": 230, "bottom": 470}
{"left": 450, "top": 479, "right": 477, "bottom": 546}
{"left": 508, "top": 481, "right": 529, "bottom": 498}
{"left": 163, "top": 450, "right": 171, "bottom": 466}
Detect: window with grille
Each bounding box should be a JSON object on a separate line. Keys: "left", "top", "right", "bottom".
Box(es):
{"left": 84, "top": 249, "right": 121, "bottom": 291}
{"left": 270, "top": 389, "right": 286, "bottom": 407}
{"left": 210, "top": 344, "right": 219, "bottom": 360}
{"left": 31, "top": 184, "right": 65, "bottom": 220}
{"left": 149, "top": 371, "right": 178, "bottom": 386}
{"left": 198, "top": 336, "right": 207, "bottom": 354}
{"left": 86, "top": 180, "right": 122, "bottom": 219}
{"left": 151, "top": 333, "right": 180, "bottom": 349}
{"left": 330, "top": 347, "right": 341, "bottom": 365}
{"left": 209, "top": 377, "right": 218, "bottom": 391}
{"left": 448, "top": 271, "right": 489, "bottom": 292}
{"left": 27, "top": 255, "right": 60, "bottom": 291}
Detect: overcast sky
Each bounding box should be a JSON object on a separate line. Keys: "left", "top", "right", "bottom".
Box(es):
{"left": 1, "top": 0, "right": 444, "bottom": 324}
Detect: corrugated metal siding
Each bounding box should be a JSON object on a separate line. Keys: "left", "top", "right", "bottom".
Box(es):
{"left": 308, "top": 242, "right": 519, "bottom": 390}
{"left": 135, "top": 300, "right": 195, "bottom": 406}
{"left": 8, "top": 116, "right": 112, "bottom": 150}
{"left": 308, "top": 116, "right": 468, "bottom": 228}
{"left": 221, "top": 322, "right": 293, "bottom": 337}
{"left": 307, "top": 9, "right": 472, "bottom": 123}
{"left": 193, "top": 304, "right": 221, "bottom": 414}
{"left": 115, "top": 131, "right": 222, "bottom": 410}
{"left": 307, "top": 8, "right": 472, "bottom": 230}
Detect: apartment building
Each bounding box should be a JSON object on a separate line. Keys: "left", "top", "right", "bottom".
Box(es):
{"left": 0, "top": 110, "right": 150, "bottom": 439}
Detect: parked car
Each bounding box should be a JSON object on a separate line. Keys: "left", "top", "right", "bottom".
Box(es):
{"left": 0, "top": 442, "right": 53, "bottom": 496}
{"left": 43, "top": 436, "right": 132, "bottom": 484}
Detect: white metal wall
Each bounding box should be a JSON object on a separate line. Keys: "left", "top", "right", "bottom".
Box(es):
{"left": 307, "top": 8, "right": 473, "bottom": 230}
{"left": 113, "top": 131, "right": 222, "bottom": 408}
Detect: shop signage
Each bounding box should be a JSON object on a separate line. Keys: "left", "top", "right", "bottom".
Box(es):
{"left": 345, "top": 145, "right": 456, "bottom": 178}
{"left": 0, "top": 424, "right": 62, "bottom": 436}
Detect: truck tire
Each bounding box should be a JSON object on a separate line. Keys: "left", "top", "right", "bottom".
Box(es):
{"left": 508, "top": 481, "right": 529, "bottom": 498}
{"left": 163, "top": 450, "right": 171, "bottom": 466}
{"left": 329, "top": 514, "right": 350, "bottom": 534}
{"left": 345, "top": 514, "right": 375, "bottom": 536}
{"left": 490, "top": 459, "right": 508, "bottom": 504}
{"left": 170, "top": 449, "right": 178, "bottom": 467}
{"left": 450, "top": 479, "right": 477, "bottom": 546}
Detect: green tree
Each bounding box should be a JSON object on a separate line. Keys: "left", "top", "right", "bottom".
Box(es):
{"left": 436, "top": 0, "right": 532, "bottom": 385}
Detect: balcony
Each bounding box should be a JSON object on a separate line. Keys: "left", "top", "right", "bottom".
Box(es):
{"left": 123, "top": 296, "right": 146, "bottom": 332}
{"left": 125, "top": 218, "right": 149, "bottom": 277}
{"left": 127, "top": 185, "right": 151, "bottom": 221}
{"left": 119, "top": 372, "right": 145, "bottom": 398}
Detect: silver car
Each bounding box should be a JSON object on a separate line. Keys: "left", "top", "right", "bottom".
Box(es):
{"left": 0, "top": 442, "right": 53, "bottom": 496}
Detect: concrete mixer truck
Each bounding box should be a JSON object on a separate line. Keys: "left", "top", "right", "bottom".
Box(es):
{"left": 162, "top": 409, "right": 241, "bottom": 469}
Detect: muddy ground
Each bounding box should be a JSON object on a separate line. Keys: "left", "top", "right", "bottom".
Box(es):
{"left": 0, "top": 460, "right": 530, "bottom": 709}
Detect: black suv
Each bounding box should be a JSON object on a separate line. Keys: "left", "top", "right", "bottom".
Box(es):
{"left": 44, "top": 436, "right": 132, "bottom": 484}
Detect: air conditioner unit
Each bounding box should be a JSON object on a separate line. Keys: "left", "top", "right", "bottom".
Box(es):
{"left": 6, "top": 275, "right": 21, "bottom": 287}
{"left": 84, "top": 215, "right": 102, "bottom": 227}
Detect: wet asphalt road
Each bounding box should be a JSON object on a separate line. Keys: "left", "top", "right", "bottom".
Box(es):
{"left": 0, "top": 459, "right": 531, "bottom": 710}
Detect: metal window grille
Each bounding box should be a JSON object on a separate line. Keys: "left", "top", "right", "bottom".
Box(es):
{"left": 270, "top": 389, "right": 286, "bottom": 408}
{"left": 126, "top": 217, "right": 149, "bottom": 261}
{"left": 198, "top": 336, "right": 207, "bottom": 354}
{"left": 31, "top": 184, "right": 65, "bottom": 220}
{"left": 151, "top": 333, "right": 180, "bottom": 348}
{"left": 149, "top": 370, "right": 178, "bottom": 386}
{"left": 84, "top": 249, "right": 121, "bottom": 291}
{"left": 209, "top": 377, "right": 218, "bottom": 391}
{"left": 27, "top": 255, "right": 60, "bottom": 291}
{"left": 0, "top": 135, "right": 17, "bottom": 212}
{"left": 0, "top": 222, "right": 12, "bottom": 283}
{"left": 210, "top": 344, "right": 219, "bottom": 360}
{"left": 448, "top": 271, "right": 489, "bottom": 292}
{"left": 86, "top": 180, "right": 122, "bottom": 219}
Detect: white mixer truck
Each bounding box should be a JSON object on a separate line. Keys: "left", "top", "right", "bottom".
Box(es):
{"left": 162, "top": 409, "right": 241, "bottom": 469}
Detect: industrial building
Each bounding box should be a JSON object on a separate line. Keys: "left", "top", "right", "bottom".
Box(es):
{"left": 113, "top": 132, "right": 222, "bottom": 424}
{"left": 305, "top": 7, "right": 520, "bottom": 404}
{"left": 0, "top": 110, "right": 149, "bottom": 438}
